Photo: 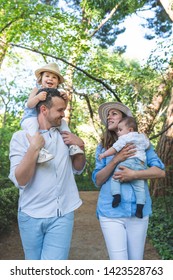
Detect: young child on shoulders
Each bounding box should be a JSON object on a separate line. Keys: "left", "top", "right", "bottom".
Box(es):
{"left": 21, "top": 62, "right": 84, "bottom": 163}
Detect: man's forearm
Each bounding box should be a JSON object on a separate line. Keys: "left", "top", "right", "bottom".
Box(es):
{"left": 15, "top": 146, "right": 39, "bottom": 186}
{"left": 72, "top": 154, "right": 86, "bottom": 171}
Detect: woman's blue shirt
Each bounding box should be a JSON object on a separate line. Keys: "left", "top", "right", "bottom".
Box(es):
{"left": 92, "top": 145, "right": 164, "bottom": 218}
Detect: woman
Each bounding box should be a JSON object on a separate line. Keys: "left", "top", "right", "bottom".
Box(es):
{"left": 92, "top": 101, "right": 165, "bottom": 260}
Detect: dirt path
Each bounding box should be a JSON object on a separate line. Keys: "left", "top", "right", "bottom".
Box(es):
{"left": 0, "top": 191, "right": 160, "bottom": 260}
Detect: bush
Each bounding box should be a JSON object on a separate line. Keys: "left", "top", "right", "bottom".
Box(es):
{"left": 0, "top": 187, "right": 19, "bottom": 234}
{"left": 75, "top": 159, "right": 97, "bottom": 191}
{"left": 75, "top": 146, "right": 98, "bottom": 191}
{"left": 148, "top": 195, "right": 173, "bottom": 260}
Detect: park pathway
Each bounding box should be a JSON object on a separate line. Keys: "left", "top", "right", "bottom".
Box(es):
{"left": 0, "top": 191, "right": 160, "bottom": 260}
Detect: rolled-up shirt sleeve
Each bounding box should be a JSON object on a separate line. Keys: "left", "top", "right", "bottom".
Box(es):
{"left": 72, "top": 162, "right": 86, "bottom": 175}
{"left": 146, "top": 145, "right": 165, "bottom": 169}
{"left": 8, "top": 131, "right": 29, "bottom": 189}
{"left": 92, "top": 144, "right": 106, "bottom": 188}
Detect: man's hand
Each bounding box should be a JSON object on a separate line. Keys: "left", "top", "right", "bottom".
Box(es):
{"left": 60, "top": 131, "right": 84, "bottom": 148}
{"left": 26, "top": 132, "right": 45, "bottom": 151}
{"left": 15, "top": 132, "right": 45, "bottom": 187}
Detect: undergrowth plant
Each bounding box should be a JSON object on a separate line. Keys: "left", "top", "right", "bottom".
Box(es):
{"left": 148, "top": 194, "right": 173, "bottom": 260}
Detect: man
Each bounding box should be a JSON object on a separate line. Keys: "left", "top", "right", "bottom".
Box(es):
{"left": 9, "top": 88, "right": 86, "bottom": 260}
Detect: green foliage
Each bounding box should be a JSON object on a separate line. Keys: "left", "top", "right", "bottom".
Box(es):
{"left": 144, "top": 0, "right": 172, "bottom": 39}
{"left": 0, "top": 2, "right": 172, "bottom": 265}
{"left": 71, "top": 46, "right": 165, "bottom": 134}
{"left": 0, "top": 113, "right": 20, "bottom": 185}
{"left": 69, "top": 97, "right": 98, "bottom": 190}
{"left": 75, "top": 145, "right": 98, "bottom": 191}
{"left": 0, "top": 187, "right": 18, "bottom": 234}
{"left": 148, "top": 194, "right": 173, "bottom": 260}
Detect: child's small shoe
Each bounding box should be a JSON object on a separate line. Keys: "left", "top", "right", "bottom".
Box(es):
{"left": 69, "top": 145, "right": 84, "bottom": 156}
{"left": 112, "top": 194, "right": 121, "bottom": 208}
{"left": 135, "top": 204, "right": 144, "bottom": 219}
{"left": 37, "top": 148, "right": 54, "bottom": 163}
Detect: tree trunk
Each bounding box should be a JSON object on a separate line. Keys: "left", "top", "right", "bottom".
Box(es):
{"left": 150, "top": 88, "right": 173, "bottom": 196}
{"left": 138, "top": 82, "right": 171, "bottom": 135}
{"left": 63, "top": 52, "right": 79, "bottom": 125}
{"left": 138, "top": 58, "right": 173, "bottom": 135}
{"left": 160, "top": 0, "right": 173, "bottom": 21}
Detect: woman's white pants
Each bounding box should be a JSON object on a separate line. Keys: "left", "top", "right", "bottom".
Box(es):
{"left": 99, "top": 215, "right": 149, "bottom": 260}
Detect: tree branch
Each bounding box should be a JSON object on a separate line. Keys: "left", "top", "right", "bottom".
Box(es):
{"left": 149, "top": 122, "right": 173, "bottom": 140}
{"left": 74, "top": 89, "right": 101, "bottom": 140}
{"left": 0, "top": 21, "right": 15, "bottom": 33}
{"left": 10, "top": 43, "right": 121, "bottom": 101}
{"left": 90, "top": 4, "right": 120, "bottom": 37}
{"left": 74, "top": 90, "right": 94, "bottom": 119}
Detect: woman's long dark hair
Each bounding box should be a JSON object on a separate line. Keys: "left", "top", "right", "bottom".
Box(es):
{"left": 100, "top": 112, "right": 127, "bottom": 149}
{"left": 101, "top": 129, "right": 118, "bottom": 150}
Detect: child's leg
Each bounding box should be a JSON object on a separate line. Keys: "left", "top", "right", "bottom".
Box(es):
{"left": 21, "top": 117, "right": 54, "bottom": 163}
{"left": 121, "top": 158, "right": 146, "bottom": 218}
{"left": 21, "top": 117, "right": 39, "bottom": 136}
{"left": 132, "top": 180, "right": 145, "bottom": 218}
{"left": 59, "top": 119, "right": 84, "bottom": 155}
{"left": 111, "top": 178, "right": 121, "bottom": 208}
{"left": 59, "top": 119, "right": 71, "bottom": 132}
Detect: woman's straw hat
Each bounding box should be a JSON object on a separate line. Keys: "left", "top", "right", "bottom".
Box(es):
{"left": 35, "top": 63, "right": 64, "bottom": 84}
{"left": 98, "top": 101, "right": 133, "bottom": 126}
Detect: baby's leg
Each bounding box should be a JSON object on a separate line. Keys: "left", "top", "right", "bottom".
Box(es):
{"left": 111, "top": 177, "right": 121, "bottom": 208}
{"left": 60, "top": 119, "right": 84, "bottom": 156}
{"left": 21, "top": 117, "right": 54, "bottom": 163}
{"left": 59, "top": 119, "right": 71, "bottom": 132}
{"left": 132, "top": 180, "right": 145, "bottom": 219}
{"left": 21, "top": 117, "right": 39, "bottom": 136}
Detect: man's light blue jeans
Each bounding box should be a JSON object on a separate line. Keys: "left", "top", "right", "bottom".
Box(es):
{"left": 18, "top": 211, "right": 74, "bottom": 260}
